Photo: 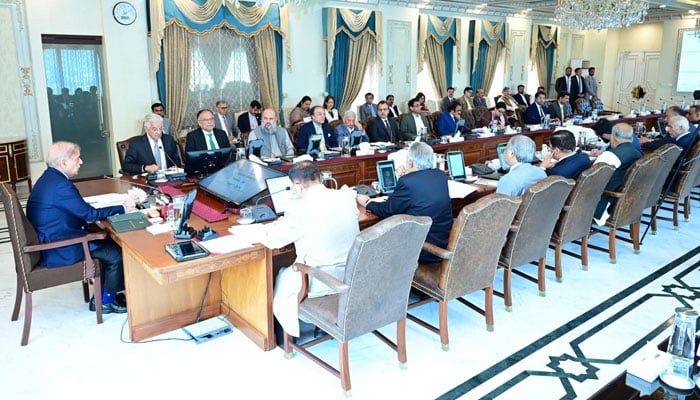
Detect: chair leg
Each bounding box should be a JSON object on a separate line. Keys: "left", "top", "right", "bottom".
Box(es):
{"left": 581, "top": 235, "right": 589, "bottom": 270}
{"left": 339, "top": 341, "right": 351, "bottom": 394}
{"left": 12, "top": 274, "right": 22, "bottom": 321}
{"left": 503, "top": 268, "right": 512, "bottom": 312}
{"left": 283, "top": 331, "right": 293, "bottom": 359}
{"left": 554, "top": 244, "right": 563, "bottom": 282}
{"left": 673, "top": 201, "right": 680, "bottom": 230}
{"left": 538, "top": 258, "right": 546, "bottom": 297}
{"left": 21, "top": 292, "right": 32, "bottom": 346}
{"left": 632, "top": 222, "right": 641, "bottom": 254}
{"left": 684, "top": 196, "right": 690, "bottom": 221}
{"left": 438, "top": 301, "right": 449, "bottom": 351}
{"left": 397, "top": 318, "right": 407, "bottom": 366}
{"left": 485, "top": 286, "right": 494, "bottom": 332}
{"left": 82, "top": 281, "right": 90, "bottom": 303}
{"left": 608, "top": 227, "right": 617, "bottom": 264}
{"left": 93, "top": 276, "right": 103, "bottom": 324}
{"left": 651, "top": 205, "right": 658, "bottom": 234}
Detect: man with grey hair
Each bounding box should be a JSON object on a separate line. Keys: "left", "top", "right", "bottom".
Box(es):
{"left": 27, "top": 141, "right": 138, "bottom": 313}
{"left": 123, "top": 113, "right": 181, "bottom": 175}
{"left": 335, "top": 110, "right": 369, "bottom": 147}
{"left": 356, "top": 142, "right": 452, "bottom": 263}
{"left": 497, "top": 135, "right": 546, "bottom": 196}
{"left": 641, "top": 115, "right": 697, "bottom": 161}
{"left": 593, "top": 122, "right": 643, "bottom": 225}
{"left": 247, "top": 108, "right": 294, "bottom": 158}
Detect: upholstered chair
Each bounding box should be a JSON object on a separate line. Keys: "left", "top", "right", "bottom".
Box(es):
{"left": 115, "top": 135, "right": 142, "bottom": 173}
{"left": 640, "top": 144, "right": 682, "bottom": 234}
{"left": 653, "top": 142, "right": 700, "bottom": 230}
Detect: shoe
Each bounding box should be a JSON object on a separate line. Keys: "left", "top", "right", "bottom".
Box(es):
{"left": 89, "top": 297, "right": 127, "bottom": 314}
{"left": 115, "top": 292, "right": 127, "bottom": 308}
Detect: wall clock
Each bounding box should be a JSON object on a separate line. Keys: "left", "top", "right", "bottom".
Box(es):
{"left": 113, "top": 2, "right": 137, "bottom": 26}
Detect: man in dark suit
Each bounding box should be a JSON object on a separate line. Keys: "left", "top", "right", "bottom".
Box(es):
{"left": 368, "top": 100, "right": 401, "bottom": 142}
{"left": 439, "top": 87, "right": 456, "bottom": 112}
{"left": 359, "top": 92, "right": 378, "bottom": 120}
{"left": 123, "top": 113, "right": 182, "bottom": 175}
{"left": 237, "top": 100, "right": 262, "bottom": 134}
{"left": 386, "top": 94, "right": 401, "bottom": 118}
{"left": 570, "top": 68, "right": 587, "bottom": 106}
{"left": 555, "top": 67, "right": 573, "bottom": 97}
{"left": 436, "top": 101, "right": 467, "bottom": 136}
{"left": 540, "top": 130, "right": 591, "bottom": 179}
{"left": 151, "top": 102, "right": 174, "bottom": 136}
{"left": 27, "top": 141, "right": 137, "bottom": 313}
{"left": 213, "top": 100, "right": 240, "bottom": 141}
{"left": 356, "top": 142, "right": 453, "bottom": 263}
{"left": 399, "top": 98, "right": 432, "bottom": 140}
{"left": 296, "top": 105, "right": 337, "bottom": 154}
{"left": 548, "top": 92, "right": 573, "bottom": 123}
{"left": 515, "top": 85, "right": 531, "bottom": 106}
{"left": 524, "top": 92, "right": 548, "bottom": 124}
{"left": 185, "top": 109, "right": 232, "bottom": 153}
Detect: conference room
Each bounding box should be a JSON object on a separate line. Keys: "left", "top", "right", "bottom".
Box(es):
{"left": 2, "top": 0, "right": 700, "bottom": 399}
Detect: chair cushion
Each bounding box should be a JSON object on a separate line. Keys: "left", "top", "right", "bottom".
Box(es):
{"left": 412, "top": 262, "right": 445, "bottom": 300}
{"left": 27, "top": 261, "right": 91, "bottom": 292}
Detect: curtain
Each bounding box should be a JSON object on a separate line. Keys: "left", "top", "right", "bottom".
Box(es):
{"left": 530, "top": 25, "right": 558, "bottom": 93}
{"left": 418, "top": 15, "right": 460, "bottom": 92}
{"left": 254, "top": 28, "right": 280, "bottom": 114}
{"left": 470, "top": 20, "right": 506, "bottom": 95}
{"left": 163, "top": 24, "right": 191, "bottom": 138}
{"left": 323, "top": 7, "right": 381, "bottom": 112}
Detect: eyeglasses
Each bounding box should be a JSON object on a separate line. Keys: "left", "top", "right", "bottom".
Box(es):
{"left": 199, "top": 117, "right": 215, "bottom": 122}
{"left": 219, "top": 106, "right": 228, "bottom": 110}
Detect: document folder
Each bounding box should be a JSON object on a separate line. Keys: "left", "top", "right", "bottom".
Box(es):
{"left": 107, "top": 212, "right": 151, "bottom": 233}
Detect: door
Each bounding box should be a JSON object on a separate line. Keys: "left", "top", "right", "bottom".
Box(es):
{"left": 614, "top": 50, "right": 660, "bottom": 114}
{"left": 42, "top": 35, "right": 111, "bottom": 179}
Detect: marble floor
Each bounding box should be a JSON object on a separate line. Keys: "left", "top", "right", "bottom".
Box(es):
{"left": 1, "top": 195, "right": 699, "bottom": 400}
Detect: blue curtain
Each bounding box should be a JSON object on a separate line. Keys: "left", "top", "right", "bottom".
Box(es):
{"left": 163, "top": 0, "right": 281, "bottom": 34}
{"left": 325, "top": 31, "right": 350, "bottom": 108}
{"left": 423, "top": 16, "right": 458, "bottom": 89}
{"left": 537, "top": 28, "right": 558, "bottom": 91}
{"left": 275, "top": 31, "right": 285, "bottom": 123}
{"left": 156, "top": 46, "right": 166, "bottom": 108}
{"left": 470, "top": 21, "right": 505, "bottom": 93}
{"left": 470, "top": 41, "right": 489, "bottom": 91}
{"left": 444, "top": 38, "right": 454, "bottom": 88}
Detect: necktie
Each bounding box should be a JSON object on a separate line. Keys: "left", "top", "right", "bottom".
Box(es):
{"left": 207, "top": 133, "right": 217, "bottom": 150}
{"left": 384, "top": 119, "right": 394, "bottom": 142}
{"left": 578, "top": 77, "right": 582, "bottom": 93}
{"left": 538, "top": 105, "right": 544, "bottom": 118}
{"left": 566, "top": 77, "right": 571, "bottom": 93}
{"left": 250, "top": 114, "right": 257, "bottom": 129}
{"left": 153, "top": 143, "right": 163, "bottom": 170}
{"left": 219, "top": 115, "right": 229, "bottom": 134}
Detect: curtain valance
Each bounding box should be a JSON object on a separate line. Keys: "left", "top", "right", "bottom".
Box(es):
{"left": 323, "top": 7, "right": 382, "bottom": 77}
{"left": 418, "top": 15, "right": 461, "bottom": 73}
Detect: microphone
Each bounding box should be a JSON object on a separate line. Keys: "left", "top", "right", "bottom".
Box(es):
{"left": 159, "top": 145, "right": 182, "bottom": 168}
{"left": 102, "top": 175, "right": 171, "bottom": 206}
{"left": 251, "top": 186, "right": 291, "bottom": 222}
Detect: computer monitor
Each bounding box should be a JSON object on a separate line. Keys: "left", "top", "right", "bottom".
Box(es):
{"left": 376, "top": 160, "right": 398, "bottom": 194}
{"left": 497, "top": 142, "right": 510, "bottom": 172}
{"left": 265, "top": 176, "right": 297, "bottom": 216}
{"left": 307, "top": 134, "right": 322, "bottom": 159}
{"left": 185, "top": 147, "right": 232, "bottom": 176}
{"left": 174, "top": 189, "right": 197, "bottom": 239}
{"left": 197, "top": 159, "right": 286, "bottom": 206}
{"left": 248, "top": 139, "right": 263, "bottom": 158}
{"left": 447, "top": 151, "right": 466, "bottom": 182}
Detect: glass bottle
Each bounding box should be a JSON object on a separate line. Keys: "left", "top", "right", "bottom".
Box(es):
{"left": 659, "top": 307, "right": 699, "bottom": 389}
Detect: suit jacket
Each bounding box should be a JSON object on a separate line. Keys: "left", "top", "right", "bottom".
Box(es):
{"left": 515, "top": 93, "right": 531, "bottom": 106}
{"left": 555, "top": 75, "right": 571, "bottom": 95}
{"left": 440, "top": 96, "right": 455, "bottom": 112}
{"left": 585, "top": 75, "right": 598, "bottom": 98}
{"left": 435, "top": 112, "right": 466, "bottom": 136}
{"left": 214, "top": 113, "right": 239, "bottom": 136}
{"left": 546, "top": 152, "right": 591, "bottom": 179}
{"left": 458, "top": 96, "right": 475, "bottom": 111}
{"left": 369, "top": 117, "right": 400, "bottom": 143}
{"left": 237, "top": 111, "right": 261, "bottom": 133}
{"left": 496, "top": 163, "right": 547, "bottom": 197}
{"left": 473, "top": 96, "right": 487, "bottom": 108}
{"left": 570, "top": 75, "right": 586, "bottom": 102}
{"left": 365, "top": 168, "right": 453, "bottom": 263}
{"left": 296, "top": 121, "right": 337, "bottom": 153}
{"left": 162, "top": 116, "right": 175, "bottom": 136}
{"left": 359, "top": 103, "right": 378, "bottom": 120}
{"left": 123, "top": 134, "right": 182, "bottom": 174}
{"left": 185, "top": 128, "right": 231, "bottom": 154}
{"left": 399, "top": 113, "right": 431, "bottom": 140}
{"left": 388, "top": 104, "right": 401, "bottom": 119}
{"left": 335, "top": 124, "right": 369, "bottom": 145}
{"left": 26, "top": 167, "right": 124, "bottom": 267}
{"left": 524, "top": 102, "right": 547, "bottom": 124}
{"left": 548, "top": 102, "right": 572, "bottom": 121}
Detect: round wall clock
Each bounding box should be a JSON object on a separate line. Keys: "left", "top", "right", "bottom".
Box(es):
{"left": 113, "top": 2, "right": 137, "bottom": 26}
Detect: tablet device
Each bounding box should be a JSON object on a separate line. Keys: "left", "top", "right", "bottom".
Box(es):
{"left": 497, "top": 142, "right": 510, "bottom": 172}
{"left": 164, "top": 240, "right": 209, "bottom": 262}
{"left": 266, "top": 176, "right": 297, "bottom": 216}
{"left": 376, "top": 160, "right": 397, "bottom": 194}
{"left": 447, "top": 151, "right": 467, "bottom": 182}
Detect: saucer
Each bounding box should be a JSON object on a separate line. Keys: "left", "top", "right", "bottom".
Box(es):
{"left": 659, "top": 371, "right": 694, "bottom": 390}
{"left": 237, "top": 217, "right": 254, "bottom": 225}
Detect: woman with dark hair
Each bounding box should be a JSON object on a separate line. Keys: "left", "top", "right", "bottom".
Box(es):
{"left": 415, "top": 92, "right": 431, "bottom": 116}
{"left": 289, "top": 96, "right": 312, "bottom": 126}
{"left": 323, "top": 95, "right": 339, "bottom": 123}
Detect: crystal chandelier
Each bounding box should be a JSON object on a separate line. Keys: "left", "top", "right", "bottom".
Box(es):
{"left": 555, "top": 0, "right": 649, "bottom": 31}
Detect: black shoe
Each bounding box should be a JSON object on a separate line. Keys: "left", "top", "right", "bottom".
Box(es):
{"left": 89, "top": 297, "right": 127, "bottom": 314}
{"left": 115, "top": 292, "right": 127, "bottom": 308}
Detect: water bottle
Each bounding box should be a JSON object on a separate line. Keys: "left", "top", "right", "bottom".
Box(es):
{"left": 681, "top": 97, "right": 687, "bottom": 110}
{"left": 659, "top": 307, "right": 698, "bottom": 389}
{"left": 591, "top": 109, "right": 598, "bottom": 121}
{"left": 490, "top": 119, "right": 498, "bottom": 132}
{"left": 661, "top": 101, "right": 668, "bottom": 114}
{"left": 640, "top": 102, "right": 647, "bottom": 113}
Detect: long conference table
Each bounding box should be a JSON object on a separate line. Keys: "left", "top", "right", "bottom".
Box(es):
{"left": 78, "top": 113, "right": 659, "bottom": 351}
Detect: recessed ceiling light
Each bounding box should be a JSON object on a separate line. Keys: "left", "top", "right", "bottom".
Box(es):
{"left": 523, "top": 8, "right": 532, "bottom": 12}
{"left": 659, "top": 4, "right": 666, "bottom": 8}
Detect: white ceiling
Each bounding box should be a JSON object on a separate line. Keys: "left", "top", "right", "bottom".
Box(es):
{"left": 340, "top": 0, "right": 699, "bottom": 23}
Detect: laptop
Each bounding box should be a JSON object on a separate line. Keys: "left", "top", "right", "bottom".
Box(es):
{"left": 447, "top": 151, "right": 467, "bottom": 182}
{"left": 376, "top": 159, "right": 398, "bottom": 194}
{"left": 265, "top": 176, "right": 298, "bottom": 217}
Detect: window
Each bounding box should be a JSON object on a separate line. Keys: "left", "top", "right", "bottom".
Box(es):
{"left": 676, "top": 29, "right": 700, "bottom": 93}
{"left": 43, "top": 46, "right": 103, "bottom": 94}
{"left": 349, "top": 46, "right": 378, "bottom": 113}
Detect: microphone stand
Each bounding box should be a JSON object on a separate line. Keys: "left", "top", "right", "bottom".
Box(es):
{"left": 251, "top": 186, "right": 291, "bottom": 222}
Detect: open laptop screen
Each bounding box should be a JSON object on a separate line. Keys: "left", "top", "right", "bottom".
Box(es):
{"left": 447, "top": 151, "right": 466, "bottom": 181}
{"left": 265, "top": 176, "right": 297, "bottom": 216}
{"left": 497, "top": 142, "right": 510, "bottom": 172}
{"left": 376, "top": 160, "right": 397, "bottom": 194}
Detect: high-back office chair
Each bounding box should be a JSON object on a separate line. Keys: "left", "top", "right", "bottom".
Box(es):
{"left": 589, "top": 152, "right": 665, "bottom": 263}
{"left": 0, "top": 183, "right": 106, "bottom": 345}
{"left": 498, "top": 176, "right": 575, "bottom": 311}
{"left": 283, "top": 215, "right": 432, "bottom": 396}
{"left": 548, "top": 162, "right": 615, "bottom": 279}
{"left": 115, "top": 135, "right": 141, "bottom": 172}
{"left": 640, "top": 144, "right": 681, "bottom": 233}
{"left": 408, "top": 194, "right": 521, "bottom": 350}
{"left": 653, "top": 141, "right": 700, "bottom": 230}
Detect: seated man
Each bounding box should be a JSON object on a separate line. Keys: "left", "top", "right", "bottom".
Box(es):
{"left": 478, "top": 102, "right": 508, "bottom": 129}
{"left": 264, "top": 161, "right": 359, "bottom": 338}
{"left": 400, "top": 98, "right": 432, "bottom": 140}
{"left": 213, "top": 100, "right": 241, "bottom": 142}
{"left": 356, "top": 142, "right": 453, "bottom": 263}
{"left": 548, "top": 92, "right": 573, "bottom": 123}
{"left": 592, "top": 123, "right": 643, "bottom": 225}
{"left": 237, "top": 100, "right": 262, "bottom": 134}
{"left": 435, "top": 100, "right": 468, "bottom": 137}
{"left": 496, "top": 135, "right": 547, "bottom": 196}
{"left": 150, "top": 102, "right": 174, "bottom": 136}
{"left": 335, "top": 110, "right": 369, "bottom": 146}
{"left": 27, "top": 142, "right": 137, "bottom": 313}
{"left": 524, "top": 92, "right": 548, "bottom": 125}
{"left": 247, "top": 108, "right": 295, "bottom": 158}
{"left": 590, "top": 118, "right": 641, "bottom": 155}
{"left": 296, "top": 105, "right": 337, "bottom": 154}
{"left": 185, "top": 109, "right": 231, "bottom": 152}
{"left": 123, "top": 113, "right": 182, "bottom": 175}
{"left": 368, "top": 100, "right": 401, "bottom": 143}
{"left": 539, "top": 130, "right": 591, "bottom": 179}
{"left": 640, "top": 116, "right": 697, "bottom": 161}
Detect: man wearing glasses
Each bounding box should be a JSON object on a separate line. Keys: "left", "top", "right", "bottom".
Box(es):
{"left": 185, "top": 109, "right": 232, "bottom": 153}
{"left": 123, "top": 113, "right": 181, "bottom": 175}
{"left": 213, "top": 100, "right": 240, "bottom": 142}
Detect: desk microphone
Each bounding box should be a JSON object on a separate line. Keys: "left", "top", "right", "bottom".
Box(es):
{"left": 102, "top": 175, "right": 171, "bottom": 206}
{"left": 159, "top": 145, "right": 182, "bottom": 168}
{"left": 251, "top": 186, "right": 291, "bottom": 222}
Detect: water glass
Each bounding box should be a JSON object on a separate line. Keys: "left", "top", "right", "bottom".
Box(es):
{"left": 172, "top": 195, "right": 184, "bottom": 226}
{"left": 660, "top": 307, "right": 699, "bottom": 389}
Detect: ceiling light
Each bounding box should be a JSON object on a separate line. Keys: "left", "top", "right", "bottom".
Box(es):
{"left": 555, "top": 0, "right": 649, "bottom": 30}
{"left": 659, "top": 4, "right": 666, "bottom": 7}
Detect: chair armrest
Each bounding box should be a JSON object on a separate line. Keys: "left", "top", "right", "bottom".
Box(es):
{"left": 422, "top": 242, "right": 452, "bottom": 260}
{"left": 293, "top": 263, "right": 349, "bottom": 293}
{"left": 23, "top": 232, "right": 107, "bottom": 253}
{"left": 603, "top": 190, "right": 623, "bottom": 198}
